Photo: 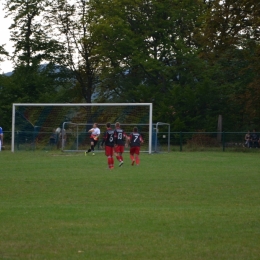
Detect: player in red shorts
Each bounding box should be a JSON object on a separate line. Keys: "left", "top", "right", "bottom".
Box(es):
{"left": 100, "top": 122, "right": 115, "bottom": 169}
{"left": 114, "top": 122, "right": 127, "bottom": 167}
{"left": 127, "top": 127, "right": 144, "bottom": 166}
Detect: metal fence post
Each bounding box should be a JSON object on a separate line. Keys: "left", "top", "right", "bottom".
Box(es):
{"left": 222, "top": 131, "right": 225, "bottom": 151}
{"left": 17, "top": 131, "right": 19, "bottom": 150}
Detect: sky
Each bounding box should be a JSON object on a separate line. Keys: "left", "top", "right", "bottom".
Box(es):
{"left": 0, "top": 4, "right": 14, "bottom": 74}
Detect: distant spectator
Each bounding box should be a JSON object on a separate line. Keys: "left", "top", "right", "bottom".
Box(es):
{"left": 244, "top": 130, "right": 251, "bottom": 148}
{"left": 0, "top": 126, "right": 3, "bottom": 151}
{"left": 251, "top": 129, "right": 259, "bottom": 148}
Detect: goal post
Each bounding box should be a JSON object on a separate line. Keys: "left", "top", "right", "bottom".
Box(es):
{"left": 12, "top": 103, "right": 153, "bottom": 153}
{"left": 154, "top": 122, "right": 171, "bottom": 152}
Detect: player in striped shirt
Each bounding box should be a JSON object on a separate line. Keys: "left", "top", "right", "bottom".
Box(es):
{"left": 101, "top": 122, "right": 115, "bottom": 169}
{"left": 127, "top": 127, "right": 144, "bottom": 166}
{"left": 114, "top": 122, "right": 127, "bottom": 167}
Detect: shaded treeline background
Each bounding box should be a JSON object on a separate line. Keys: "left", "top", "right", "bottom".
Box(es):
{"left": 0, "top": 0, "right": 259, "bottom": 132}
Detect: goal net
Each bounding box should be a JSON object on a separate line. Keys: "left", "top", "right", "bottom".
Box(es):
{"left": 12, "top": 103, "right": 153, "bottom": 153}
{"left": 153, "top": 122, "right": 171, "bottom": 152}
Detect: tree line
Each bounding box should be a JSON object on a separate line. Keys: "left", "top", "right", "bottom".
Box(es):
{"left": 0, "top": 0, "right": 259, "bottom": 132}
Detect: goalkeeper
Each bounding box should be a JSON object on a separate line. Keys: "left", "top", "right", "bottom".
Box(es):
{"left": 85, "top": 123, "right": 100, "bottom": 155}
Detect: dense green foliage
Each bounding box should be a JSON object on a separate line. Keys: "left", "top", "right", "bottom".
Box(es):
{"left": 0, "top": 0, "right": 260, "bottom": 132}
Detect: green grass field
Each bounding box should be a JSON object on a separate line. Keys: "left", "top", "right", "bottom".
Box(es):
{"left": 0, "top": 151, "right": 260, "bottom": 259}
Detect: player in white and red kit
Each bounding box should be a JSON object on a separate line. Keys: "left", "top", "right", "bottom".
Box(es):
{"left": 128, "top": 127, "right": 144, "bottom": 166}
{"left": 85, "top": 123, "right": 100, "bottom": 155}
{"left": 114, "top": 122, "right": 127, "bottom": 167}
{"left": 101, "top": 122, "right": 115, "bottom": 169}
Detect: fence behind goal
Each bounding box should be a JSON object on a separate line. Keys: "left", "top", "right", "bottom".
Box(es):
{"left": 153, "top": 131, "right": 260, "bottom": 152}
{"left": 4, "top": 130, "right": 259, "bottom": 153}
{"left": 11, "top": 103, "right": 153, "bottom": 153}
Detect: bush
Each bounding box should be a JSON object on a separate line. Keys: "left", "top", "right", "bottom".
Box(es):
{"left": 187, "top": 133, "right": 220, "bottom": 147}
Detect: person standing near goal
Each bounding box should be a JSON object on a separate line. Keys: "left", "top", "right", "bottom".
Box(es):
{"left": 100, "top": 122, "right": 115, "bottom": 170}
{"left": 85, "top": 123, "right": 100, "bottom": 156}
{"left": 128, "top": 127, "right": 144, "bottom": 166}
{"left": 114, "top": 122, "right": 127, "bottom": 167}
{"left": 0, "top": 126, "right": 3, "bottom": 151}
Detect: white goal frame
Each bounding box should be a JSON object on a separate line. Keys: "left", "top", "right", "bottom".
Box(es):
{"left": 12, "top": 103, "right": 153, "bottom": 153}
{"left": 154, "top": 122, "right": 171, "bottom": 152}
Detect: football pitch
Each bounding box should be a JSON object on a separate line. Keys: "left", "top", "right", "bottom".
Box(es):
{"left": 0, "top": 151, "right": 260, "bottom": 259}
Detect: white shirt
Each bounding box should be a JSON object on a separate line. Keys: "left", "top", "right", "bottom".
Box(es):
{"left": 91, "top": 127, "right": 100, "bottom": 136}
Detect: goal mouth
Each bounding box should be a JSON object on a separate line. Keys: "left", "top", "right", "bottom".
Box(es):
{"left": 62, "top": 122, "right": 150, "bottom": 153}
{"left": 12, "top": 103, "right": 153, "bottom": 153}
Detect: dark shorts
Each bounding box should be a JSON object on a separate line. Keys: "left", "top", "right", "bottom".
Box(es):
{"left": 90, "top": 138, "right": 98, "bottom": 146}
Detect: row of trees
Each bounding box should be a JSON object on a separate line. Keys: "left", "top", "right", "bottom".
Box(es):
{"left": 0, "top": 0, "right": 259, "bottom": 132}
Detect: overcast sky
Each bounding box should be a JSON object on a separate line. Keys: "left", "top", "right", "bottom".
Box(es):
{"left": 0, "top": 4, "right": 14, "bottom": 74}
